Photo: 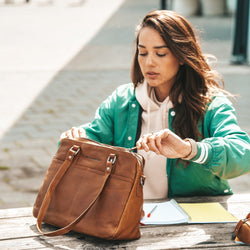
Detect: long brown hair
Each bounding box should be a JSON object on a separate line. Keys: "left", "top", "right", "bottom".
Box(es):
{"left": 131, "top": 10, "right": 228, "bottom": 140}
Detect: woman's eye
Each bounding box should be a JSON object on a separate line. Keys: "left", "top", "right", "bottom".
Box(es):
{"left": 157, "top": 53, "right": 166, "bottom": 57}
{"left": 138, "top": 52, "right": 147, "bottom": 56}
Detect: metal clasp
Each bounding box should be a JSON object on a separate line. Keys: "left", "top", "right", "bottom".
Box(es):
{"left": 107, "top": 154, "right": 117, "bottom": 165}
{"left": 74, "top": 147, "right": 80, "bottom": 155}
{"left": 70, "top": 146, "right": 80, "bottom": 156}
{"left": 128, "top": 146, "right": 137, "bottom": 152}
{"left": 140, "top": 175, "right": 146, "bottom": 186}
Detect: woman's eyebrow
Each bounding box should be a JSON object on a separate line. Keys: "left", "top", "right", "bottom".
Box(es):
{"left": 154, "top": 45, "right": 168, "bottom": 49}
{"left": 138, "top": 44, "right": 168, "bottom": 49}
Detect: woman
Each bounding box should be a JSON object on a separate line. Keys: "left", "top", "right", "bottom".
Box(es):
{"left": 61, "top": 10, "right": 250, "bottom": 199}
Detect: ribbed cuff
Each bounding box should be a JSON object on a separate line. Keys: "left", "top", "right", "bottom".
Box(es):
{"left": 191, "top": 142, "right": 211, "bottom": 164}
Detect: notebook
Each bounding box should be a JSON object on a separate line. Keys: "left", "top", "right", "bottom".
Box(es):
{"left": 140, "top": 199, "right": 238, "bottom": 225}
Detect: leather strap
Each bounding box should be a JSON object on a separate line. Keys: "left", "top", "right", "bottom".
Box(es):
{"left": 234, "top": 219, "right": 244, "bottom": 236}
{"left": 36, "top": 146, "right": 115, "bottom": 236}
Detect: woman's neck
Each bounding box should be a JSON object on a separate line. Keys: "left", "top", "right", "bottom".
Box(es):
{"left": 154, "top": 87, "right": 170, "bottom": 102}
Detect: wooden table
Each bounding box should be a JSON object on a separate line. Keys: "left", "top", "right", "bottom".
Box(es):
{"left": 1, "top": 194, "right": 250, "bottom": 249}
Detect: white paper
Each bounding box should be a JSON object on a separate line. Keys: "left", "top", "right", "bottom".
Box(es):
{"left": 141, "top": 199, "right": 189, "bottom": 225}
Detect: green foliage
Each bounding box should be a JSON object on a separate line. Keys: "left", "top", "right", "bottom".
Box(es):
{"left": 0, "top": 166, "right": 9, "bottom": 170}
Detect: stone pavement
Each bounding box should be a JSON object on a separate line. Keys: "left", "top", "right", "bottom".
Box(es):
{"left": 0, "top": 0, "right": 250, "bottom": 209}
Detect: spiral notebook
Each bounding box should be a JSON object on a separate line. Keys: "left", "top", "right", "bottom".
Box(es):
{"left": 140, "top": 199, "right": 238, "bottom": 225}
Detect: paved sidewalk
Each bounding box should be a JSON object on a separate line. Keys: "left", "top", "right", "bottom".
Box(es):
{"left": 0, "top": 0, "right": 250, "bottom": 209}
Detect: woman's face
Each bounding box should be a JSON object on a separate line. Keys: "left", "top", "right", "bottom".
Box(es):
{"left": 137, "top": 26, "right": 181, "bottom": 101}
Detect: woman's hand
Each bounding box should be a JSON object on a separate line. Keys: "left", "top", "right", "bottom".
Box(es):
{"left": 60, "top": 127, "right": 86, "bottom": 140}
{"left": 136, "top": 129, "right": 191, "bottom": 159}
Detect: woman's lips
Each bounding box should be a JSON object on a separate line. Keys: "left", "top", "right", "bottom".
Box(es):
{"left": 146, "top": 72, "right": 159, "bottom": 79}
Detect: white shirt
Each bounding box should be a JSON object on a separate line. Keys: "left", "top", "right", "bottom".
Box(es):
{"left": 135, "top": 82, "right": 173, "bottom": 200}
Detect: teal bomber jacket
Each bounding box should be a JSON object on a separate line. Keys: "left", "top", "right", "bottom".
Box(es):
{"left": 82, "top": 83, "right": 250, "bottom": 197}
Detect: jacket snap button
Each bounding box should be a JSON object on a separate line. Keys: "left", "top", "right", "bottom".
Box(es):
{"left": 132, "top": 103, "right": 136, "bottom": 108}
{"left": 170, "top": 111, "right": 176, "bottom": 116}
{"left": 128, "top": 136, "right": 132, "bottom": 141}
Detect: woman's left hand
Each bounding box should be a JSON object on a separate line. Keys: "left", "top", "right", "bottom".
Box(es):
{"left": 136, "top": 129, "right": 191, "bottom": 159}
{"left": 60, "top": 127, "right": 86, "bottom": 141}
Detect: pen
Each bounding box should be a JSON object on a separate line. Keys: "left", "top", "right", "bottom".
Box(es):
{"left": 147, "top": 205, "right": 158, "bottom": 218}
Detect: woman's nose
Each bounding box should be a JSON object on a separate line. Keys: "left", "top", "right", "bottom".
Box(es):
{"left": 146, "top": 54, "right": 155, "bottom": 66}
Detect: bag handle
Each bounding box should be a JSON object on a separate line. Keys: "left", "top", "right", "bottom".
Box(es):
{"left": 36, "top": 145, "right": 116, "bottom": 236}
{"left": 234, "top": 220, "right": 244, "bottom": 236}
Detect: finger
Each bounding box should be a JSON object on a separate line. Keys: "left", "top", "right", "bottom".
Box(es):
{"left": 71, "top": 127, "right": 80, "bottom": 139}
{"left": 78, "top": 128, "right": 86, "bottom": 138}
{"left": 161, "top": 129, "right": 170, "bottom": 138}
{"left": 136, "top": 134, "right": 148, "bottom": 149}
{"left": 147, "top": 134, "right": 160, "bottom": 154}
{"left": 136, "top": 140, "right": 142, "bottom": 149}
{"left": 158, "top": 129, "right": 170, "bottom": 142}
{"left": 60, "top": 130, "right": 69, "bottom": 140}
{"left": 155, "top": 129, "right": 170, "bottom": 151}
{"left": 140, "top": 135, "right": 150, "bottom": 152}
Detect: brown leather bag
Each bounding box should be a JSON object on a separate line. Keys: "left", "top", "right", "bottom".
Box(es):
{"left": 234, "top": 213, "right": 250, "bottom": 244}
{"left": 33, "top": 138, "right": 145, "bottom": 240}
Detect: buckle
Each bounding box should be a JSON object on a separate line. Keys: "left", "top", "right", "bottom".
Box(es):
{"left": 74, "top": 147, "right": 80, "bottom": 155}
{"left": 70, "top": 146, "right": 80, "bottom": 156}
{"left": 107, "top": 154, "right": 117, "bottom": 165}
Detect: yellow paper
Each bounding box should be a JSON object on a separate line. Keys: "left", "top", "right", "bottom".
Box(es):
{"left": 179, "top": 202, "right": 238, "bottom": 223}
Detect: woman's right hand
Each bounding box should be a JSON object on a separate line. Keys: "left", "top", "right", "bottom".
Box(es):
{"left": 60, "top": 127, "right": 86, "bottom": 140}
{"left": 136, "top": 129, "right": 192, "bottom": 159}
